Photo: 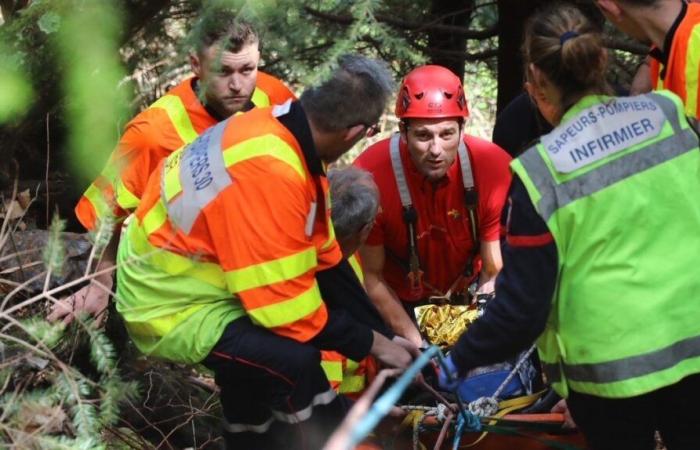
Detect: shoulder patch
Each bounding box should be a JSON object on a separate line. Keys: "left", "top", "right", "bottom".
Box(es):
{"left": 541, "top": 96, "right": 665, "bottom": 173}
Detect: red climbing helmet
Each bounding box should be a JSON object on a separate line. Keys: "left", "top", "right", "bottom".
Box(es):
{"left": 395, "top": 65, "right": 469, "bottom": 119}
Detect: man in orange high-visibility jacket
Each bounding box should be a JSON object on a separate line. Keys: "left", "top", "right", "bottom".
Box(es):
{"left": 320, "top": 167, "right": 384, "bottom": 397}
{"left": 49, "top": 8, "right": 295, "bottom": 325}
{"left": 595, "top": 0, "right": 700, "bottom": 118}
{"left": 115, "top": 55, "right": 414, "bottom": 450}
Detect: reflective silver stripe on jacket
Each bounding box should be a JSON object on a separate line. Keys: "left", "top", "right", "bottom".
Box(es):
{"left": 222, "top": 417, "right": 275, "bottom": 434}
{"left": 389, "top": 133, "right": 474, "bottom": 207}
{"left": 542, "top": 334, "right": 700, "bottom": 384}
{"left": 165, "top": 119, "right": 232, "bottom": 234}
{"left": 689, "top": 116, "right": 700, "bottom": 134}
{"left": 520, "top": 93, "right": 700, "bottom": 222}
{"left": 272, "top": 99, "right": 292, "bottom": 117}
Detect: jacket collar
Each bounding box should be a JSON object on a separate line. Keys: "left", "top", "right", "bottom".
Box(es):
{"left": 276, "top": 100, "right": 325, "bottom": 176}
{"left": 649, "top": 1, "right": 687, "bottom": 80}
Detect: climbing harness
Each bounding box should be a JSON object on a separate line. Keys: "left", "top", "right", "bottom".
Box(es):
{"left": 389, "top": 133, "right": 479, "bottom": 299}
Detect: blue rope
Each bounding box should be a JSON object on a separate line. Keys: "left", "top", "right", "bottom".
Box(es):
{"left": 344, "top": 345, "right": 483, "bottom": 450}
{"left": 346, "top": 346, "right": 440, "bottom": 449}
{"left": 452, "top": 409, "right": 482, "bottom": 450}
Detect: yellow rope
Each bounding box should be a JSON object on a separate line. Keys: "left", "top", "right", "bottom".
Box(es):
{"left": 459, "top": 390, "right": 546, "bottom": 448}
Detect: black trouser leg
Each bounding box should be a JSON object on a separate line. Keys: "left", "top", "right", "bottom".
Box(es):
{"left": 654, "top": 373, "right": 700, "bottom": 450}
{"left": 567, "top": 373, "right": 700, "bottom": 450}
{"left": 203, "top": 318, "right": 350, "bottom": 450}
{"left": 568, "top": 389, "right": 656, "bottom": 450}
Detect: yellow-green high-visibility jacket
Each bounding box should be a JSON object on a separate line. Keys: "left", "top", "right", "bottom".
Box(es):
{"left": 116, "top": 101, "right": 341, "bottom": 364}
{"left": 512, "top": 90, "right": 700, "bottom": 398}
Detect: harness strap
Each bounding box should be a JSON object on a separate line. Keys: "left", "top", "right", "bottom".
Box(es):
{"left": 389, "top": 133, "right": 480, "bottom": 296}
{"left": 390, "top": 133, "right": 423, "bottom": 291}
{"left": 457, "top": 138, "right": 479, "bottom": 278}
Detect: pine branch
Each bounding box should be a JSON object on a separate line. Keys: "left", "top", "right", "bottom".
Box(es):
{"left": 304, "top": 6, "right": 499, "bottom": 40}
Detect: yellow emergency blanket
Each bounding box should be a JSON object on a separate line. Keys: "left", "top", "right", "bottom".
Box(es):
{"left": 415, "top": 305, "right": 480, "bottom": 347}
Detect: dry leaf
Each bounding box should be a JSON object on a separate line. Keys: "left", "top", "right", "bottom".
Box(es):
{"left": 17, "top": 189, "right": 32, "bottom": 210}
{"left": 1, "top": 200, "right": 25, "bottom": 220}
{"left": 16, "top": 402, "right": 67, "bottom": 434}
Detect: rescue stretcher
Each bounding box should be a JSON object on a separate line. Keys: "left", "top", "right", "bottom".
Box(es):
{"left": 325, "top": 304, "right": 587, "bottom": 450}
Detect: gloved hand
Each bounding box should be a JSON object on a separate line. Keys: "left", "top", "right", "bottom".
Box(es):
{"left": 437, "top": 353, "right": 462, "bottom": 392}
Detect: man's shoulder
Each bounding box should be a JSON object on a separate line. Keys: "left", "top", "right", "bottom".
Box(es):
{"left": 463, "top": 135, "right": 513, "bottom": 193}
{"left": 134, "top": 77, "right": 202, "bottom": 122}
{"left": 464, "top": 134, "right": 512, "bottom": 166}
{"left": 163, "top": 77, "right": 195, "bottom": 96}
{"left": 684, "top": 2, "right": 700, "bottom": 23}
{"left": 354, "top": 137, "right": 392, "bottom": 172}
{"left": 256, "top": 71, "right": 296, "bottom": 102}
{"left": 256, "top": 71, "right": 285, "bottom": 87}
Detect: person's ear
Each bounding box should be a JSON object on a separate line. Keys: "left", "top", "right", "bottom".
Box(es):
{"left": 596, "top": 0, "right": 623, "bottom": 20}
{"left": 398, "top": 121, "right": 409, "bottom": 142}
{"left": 360, "top": 220, "right": 374, "bottom": 236}
{"left": 190, "top": 52, "right": 202, "bottom": 77}
{"left": 528, "top": 64, "right": 548, "bottom": 90}
{"left": 525, "top": 64, "right": 545, "bottom": 103}
{"left": 525, "top": 64, "right": 559, "bottom": 126}
{"left": 344, "top": 124, "right": 366, "bottom": 142}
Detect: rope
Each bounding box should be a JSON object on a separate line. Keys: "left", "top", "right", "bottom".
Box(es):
{"left": 492, "top": 344, "right": 536, "bottom": 399}
{"left": 452, "top": 411, "right": 482, "bottom": 450}
{"left": 345, "top": 346, "right": 441, "bottom": 449}
{"left": 451, "top": 345, "right": 539, "bottom": 448}
{"left": 335, "top": 345, "right": 549, "bottom": 450}
{"left": 399, "top": 410, "right": 428, "bottom": 450}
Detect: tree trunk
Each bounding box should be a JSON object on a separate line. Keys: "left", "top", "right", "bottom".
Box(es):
{"left": 0, "top": 0, "right": 29, "bottom": 23}
{"left": 426, "top": 0, "right": 475, "bottom": 81}
{"left": 496, "top": 0, "right": 547, "bottom": 114}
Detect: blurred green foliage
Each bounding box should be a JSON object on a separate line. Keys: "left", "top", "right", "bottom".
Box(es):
{"left": 55, "top": 1, "right": 128, "bottom": 184}
{"left": 0, "top": 42, "right": 33, "bottom": 123}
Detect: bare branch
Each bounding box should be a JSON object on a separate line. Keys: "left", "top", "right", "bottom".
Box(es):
{"left": 603, "top": 36, "right": 648, "bottom": 55}
{"left": 303, "top": 6, "right": 498, "bottom": 40}
{"left": 423, "top": 47, "right": 498, "bottom": 61}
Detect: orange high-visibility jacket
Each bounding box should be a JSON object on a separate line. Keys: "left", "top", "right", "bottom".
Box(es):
{"left": 320, "top": 254, "right": 376, "bottom": 396}
{"left": 320, "top": 350, "right": 377, "bottom": 397}
{"left": 116, "top": 100, "right": 343, "bottom": 362}
{"left": 650, "top": 2, "right": 700, "bottom": 118}
{"left": 75, "top": 72, "right": 295, "bottom": 231}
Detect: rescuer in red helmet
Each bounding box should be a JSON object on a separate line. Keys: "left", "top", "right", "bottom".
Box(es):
{"left": 354, "top": 65, "right": 512, "bottom": 346}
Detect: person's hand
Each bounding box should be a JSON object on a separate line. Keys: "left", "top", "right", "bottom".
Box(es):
{"left": 401, "top": 323, "right": 423, "bottom": 348}
{"left": 392, "top": 335, "right": 422, "bottom": 359}
{"left": 48, "top": 278, "right": 111, "bottom": 326}
{"left": 630, "top": 57, "right": 652, "bottom": 96}
{"left": 437, "top": 353, "right": 461, "bottom": 392}
{"left": 370, "top": 331, "right": 413, "bottom": 369}
{"left": 475, "top": 279, "right": 495, "bottom": 296}
{"left": 551, "top": 399, "right": 577, "bottom": 429}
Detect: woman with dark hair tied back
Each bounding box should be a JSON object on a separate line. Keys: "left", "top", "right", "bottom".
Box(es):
{"left": 439, "top": 4, "right": 700, "bottom": 450}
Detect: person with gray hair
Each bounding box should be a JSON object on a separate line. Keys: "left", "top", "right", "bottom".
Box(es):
{"left": 328, "top": 167, "right": 380, "bottom": 258}
{"left": 302, "top": 55, "right": 394, "bottom": 139}
{"left": 317, "top": 167, "right": 388, "bottom": 397}
{"left": 113, "top": 54, "right": 413, "bottom": 450}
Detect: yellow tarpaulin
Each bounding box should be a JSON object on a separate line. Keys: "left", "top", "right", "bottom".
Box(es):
{"left": 415, "top": 304, "right": 480, "bottom": 347}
